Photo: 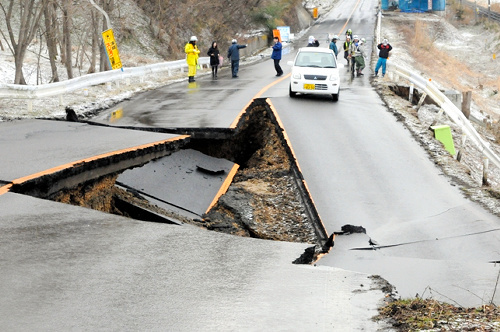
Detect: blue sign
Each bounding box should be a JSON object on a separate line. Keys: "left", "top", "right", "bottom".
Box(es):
{"left": 277, "top": 26, "right": 291, "bottom": 42}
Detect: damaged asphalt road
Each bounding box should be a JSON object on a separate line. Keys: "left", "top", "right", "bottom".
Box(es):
{"left": 263, "top": 3, "right": 500, "bottom": 306}
{"left": 2, "top": 0, "right": 500, "bottom": 329}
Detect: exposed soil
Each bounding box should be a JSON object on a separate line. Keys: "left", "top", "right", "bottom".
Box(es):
{"left": 47, "top": 102, "right": 321, "bottom": 247}
{"left": 189, "top": 103, "right": 319, "bottom": 244}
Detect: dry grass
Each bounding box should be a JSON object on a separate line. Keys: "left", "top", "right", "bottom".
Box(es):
{"left": 377, "top": 298, "right": 500, "bottom": 331}
{"left": 400, "top": 18, "right": 500, "bottom": 122}
{"left": 401, "top": 19, "right": 480, "bottom": 90}
{"left": 446, "top": 0, "right": 475, "bottom": 25}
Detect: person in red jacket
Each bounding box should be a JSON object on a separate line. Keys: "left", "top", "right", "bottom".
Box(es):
{"left": 374, "top": 39, "right": 393, "bottom": 77}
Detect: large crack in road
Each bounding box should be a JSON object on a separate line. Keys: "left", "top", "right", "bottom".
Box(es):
{"left": 11, "top": 99, "right": 332, "bottom": 262}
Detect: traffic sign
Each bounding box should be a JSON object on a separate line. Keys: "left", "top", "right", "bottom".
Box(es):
{"left": 102, "top": 29, "right": 122, "bottom": 70}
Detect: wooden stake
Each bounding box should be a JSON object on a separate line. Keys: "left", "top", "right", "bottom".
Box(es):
{"left": 462, "top": 91, "right": 472, "bottom": 119}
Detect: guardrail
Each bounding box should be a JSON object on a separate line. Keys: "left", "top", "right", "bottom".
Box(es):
{"left": 377, "top": 11, "right": 500, "bottom": 180}
{"left": 390, "top": 65, "right": 500, "bottom": 170}
{"left": 0, "top": 57, "right": 211, "bottom": 101}
{"left": 462, "top": 0, "right": 500, "bottom": 23}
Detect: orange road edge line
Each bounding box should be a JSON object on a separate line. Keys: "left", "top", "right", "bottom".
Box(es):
{"left": 205, "top": 164, "right": 240, "bottom": 214}
{"left": 0, "top": 184, "right": 12, "bottom": 196}
{"left": 0, "top": 135, "right": 189, "bottom": 196}
{"left": 338, "top": 0, "right": 363, "bottom": 36}
{"left": 229, "top": 73, "right": 291, "bottom": 129}
{"left": 266, "top": 98, "right": 329, "bottom": 235}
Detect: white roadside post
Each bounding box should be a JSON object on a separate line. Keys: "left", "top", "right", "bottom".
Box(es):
{"left": 416, "top": 92, "right": 427, "bottom": 110}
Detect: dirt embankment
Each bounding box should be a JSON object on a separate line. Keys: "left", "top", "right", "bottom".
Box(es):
{"left": 189, "top": 104, "right": 319, "bottom": 244}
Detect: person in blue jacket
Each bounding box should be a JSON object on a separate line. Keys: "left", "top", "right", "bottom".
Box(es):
{"left": 329, "top": 35, "right": 339, "bottom": 57}
{"left": 271, "top": 36, "right": 283, "bottom": 77}
{"left": 227, "top": 39, "right": 247, "bottom": 78}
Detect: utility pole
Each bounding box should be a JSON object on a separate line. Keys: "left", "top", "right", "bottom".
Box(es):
{"left": 488, "top": 0, "right": 491, "bottom": 21}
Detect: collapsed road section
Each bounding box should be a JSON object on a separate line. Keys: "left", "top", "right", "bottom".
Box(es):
{"left": 7, "top": 99, "right": 331, "bottom": 254}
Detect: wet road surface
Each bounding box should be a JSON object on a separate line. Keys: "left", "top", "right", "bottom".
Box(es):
{"left": 2, "top": 0, "right": 499, "bottom": 329}
{"left": 89, "top": 0, "right": 500, "bottom": 306}
{"left": 0, "top": 192, "right": 391, "bottom": 331}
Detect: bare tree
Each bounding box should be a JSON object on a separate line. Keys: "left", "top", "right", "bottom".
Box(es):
{"left": 61, "top": 0, "right": 73, "bottom": 79}
{"left": 43, "top": 0, "right": 59, "bottom": 82}
{"left": 87, "top": 8, "right": 99, "bottom": 74}
{"left": 0, "top": 0, "right": 47, "bottom": 84}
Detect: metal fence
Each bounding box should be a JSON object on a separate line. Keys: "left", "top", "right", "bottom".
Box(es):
{"left": 0, "top": 57, "right": 211, "bottom": 100}
{"left": 462, "top": 0, "right": 500, "bottom": 23}
{"left": 377, "top": 11, "right": 500, "bottom": 178}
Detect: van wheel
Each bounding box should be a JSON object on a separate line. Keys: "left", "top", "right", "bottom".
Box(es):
{"left": 289, "top": 85, "right": 297, "bottom": 98}
{"left": 332, "top": 92, "right": 339, "bottom": 102}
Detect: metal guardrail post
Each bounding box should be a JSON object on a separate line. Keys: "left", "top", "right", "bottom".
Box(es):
{"left": 416, "top": 92, "right": 427, "bottom": 110}
{"left": 457, "top": 133, "right": 467, "bottom": 162}
{"left": 483, "top": 157, "right": 489, "bottom": 185}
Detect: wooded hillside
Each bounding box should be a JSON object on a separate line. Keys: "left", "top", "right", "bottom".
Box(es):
{"left": 0, "top": 0, "right": 304, "bottom": 85}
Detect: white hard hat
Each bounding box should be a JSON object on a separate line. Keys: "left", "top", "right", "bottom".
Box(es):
{"left": 383, "top": 38, "right": 388, "bottom": 44}
{"left": 361, "top": 38, "right": 366, "bottom": 43}
{"left": 333, "top": 35, "right": 339, "bottom": 40}
{"left": 190, "top": 36, "right": 198, "bottom": 41}
{"left": 231, "top": 39, "right": 237, "bottom": 43}
{"left": 353, "top": 35, "right": 359, "bottom": 40}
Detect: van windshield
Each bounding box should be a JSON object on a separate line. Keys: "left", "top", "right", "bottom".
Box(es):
{"left": 295, "top": 52, "right": 337, "bottom": 68}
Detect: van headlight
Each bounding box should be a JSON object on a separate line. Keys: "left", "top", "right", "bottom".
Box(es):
{"left": 293, "top": 72, "right": 302, "bottom": 79}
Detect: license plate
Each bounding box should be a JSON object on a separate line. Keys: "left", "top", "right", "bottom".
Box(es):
{"left": 303, "top": 84, "right": 315, "bottom": 90}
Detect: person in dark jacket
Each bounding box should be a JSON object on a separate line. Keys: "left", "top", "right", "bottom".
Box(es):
{"left": 227, "top": 39, "right": 247, "bottom": 78}
{"left": 374, "top": 39, "right": 393, "bottom": 77}
{"left": 271, "top": 36, "right": 283, "bottom": 77}
{"left": 207, "top": 41, "right": 220, "bottom": 79}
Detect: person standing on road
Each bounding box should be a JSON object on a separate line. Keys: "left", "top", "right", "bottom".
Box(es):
{"left": 350, "top": 35, "right": 365, "bottom": 76}
{"left": 329, "top": 35, "right": 339, "bottom": 57}
{"left": 185, "top": 36, "right": 200, "bottom": 83}
{"left": 207, "top": 41, "right": 220, "bottom": 79}
{"left": 343, "top": 35, "right": 352, "bottom": 65}
{"left": 227, "top": 39, "right": 247, "bottom": 78}
{"left": 307, "top": 36, "right": 319, "bottom": 47}
{"left": 271, "top": 36, "right": 283, "bottom": 77}
{"left": 374, "top": 38, "right": 392, "bottom": 78}
{"left": 356, "top": 38, "right": 367, "bottom": 76}
{"left": 345, "top": 29, "right": 353, "bottom": 40}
